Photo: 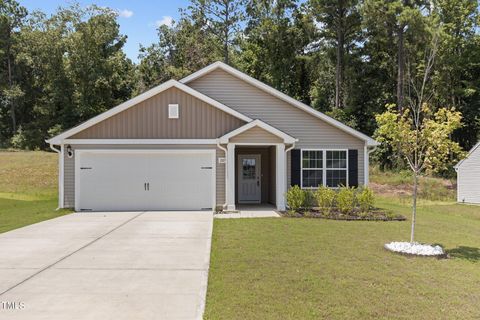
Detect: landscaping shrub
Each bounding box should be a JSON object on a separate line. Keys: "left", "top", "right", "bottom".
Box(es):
{"left": 314, "top": 186, "right": 336, "bottom": 214}
{"left": 336, "top": 187, "right": 356, "bottom": 214}
{"left": 357, "top": 187, "right": 375, "bottom": 212}
{"left": 285, "top": 185, "right": 305, "bottom": 213}
{"left": 303, "top": 189, "right": 316, "bottom": 211}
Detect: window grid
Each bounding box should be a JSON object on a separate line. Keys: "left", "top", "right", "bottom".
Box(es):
{"left": 300, "top": 149, "right": 348, "bottom": 189}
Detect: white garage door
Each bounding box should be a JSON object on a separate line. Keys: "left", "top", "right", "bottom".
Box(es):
{"left": 75, "top": 150, "right": 215, "bottom": 211}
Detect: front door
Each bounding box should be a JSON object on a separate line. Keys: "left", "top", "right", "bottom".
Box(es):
{"left": 238, "top": 154, "right": 261, "bottom": 203}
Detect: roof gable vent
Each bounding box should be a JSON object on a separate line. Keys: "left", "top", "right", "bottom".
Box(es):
{"left": 168, "top": 104, "right": 179, "bottom": 119}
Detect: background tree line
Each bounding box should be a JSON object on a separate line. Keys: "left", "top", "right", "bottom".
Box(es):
{"left": 1, "top": 0, "right": 479, "bottom": 173}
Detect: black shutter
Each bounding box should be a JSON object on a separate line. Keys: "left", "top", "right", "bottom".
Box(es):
{"left": 348, "top": 149, "right": 358, "bottom": 187}
{"left": 291, "top": 149, "right": 301, "bottom": 187}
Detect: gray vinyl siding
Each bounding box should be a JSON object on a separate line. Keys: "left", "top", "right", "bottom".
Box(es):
{"left": 457, "top": 144, "right": 480, "bottom": 204}
{"left": 71, "top": 87, "right": 245, "bottom": 139}
{"left": 230, "top": 126, "right": 283, "bottom": 143}
{"left": 63, "top": 144, "right": 225, "bottom": 208}
{"left": 188, "top": 69, "right": 366, "bottom": 185}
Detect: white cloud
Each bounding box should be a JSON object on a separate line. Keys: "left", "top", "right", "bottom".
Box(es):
{"left": 156, "top": 16, "right": 174, "bottom": 27}
{"left": 118, "top": 9, "right": 133, "bottom": 18}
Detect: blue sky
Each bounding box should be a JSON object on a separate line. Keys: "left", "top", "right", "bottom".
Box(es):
{"left": 20, "top": 0, "right": 191, "bottom": 63}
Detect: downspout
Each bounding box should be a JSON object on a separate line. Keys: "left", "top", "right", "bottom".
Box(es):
{"left": 285, "top": 142, "right": 296, "bottom": 154}
{"left": 217, "top": 141, "right": 228, "bottom": 210}
{"left": 285, "top": 141, "right": 296, "bottom": 190}
{"left": 48, "top": 142, "right": 62, "bottom": 210}
{"left": 365, "top": 145, "right": 378, "bottom": 186}
{"left": 49, "top": 143, "right": 60, "bottom": 153}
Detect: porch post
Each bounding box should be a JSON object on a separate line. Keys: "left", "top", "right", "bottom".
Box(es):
{"left": 226, "top": 143, "right": 236, "bottom": 211}
{"left": 276, "top": 144, "right": 286, "bottom": 211}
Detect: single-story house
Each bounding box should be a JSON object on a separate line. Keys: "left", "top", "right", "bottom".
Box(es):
{"left": 46, "top": 61, "right": 379, "bottom": 212}
{"left": 454, "top": 141, "right": 480, "bottom": 204}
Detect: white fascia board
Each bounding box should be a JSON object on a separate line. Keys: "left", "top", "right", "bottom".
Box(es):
{"left": 63, "top": 139, "right": 218, "bottom": 145}
{"left": 46, "top": 79, "right": 251, "bottom": 145}
{"left": 181, "top": 62, "right": 379, "bottom": 146}
{"left": 219, "top": 119, "right": 297, "bottom": 144}
{"left": 454, "top": 141, "right": 480, "bottom": 169}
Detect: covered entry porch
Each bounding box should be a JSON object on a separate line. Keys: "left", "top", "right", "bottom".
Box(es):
{"left": 220, "top": 120, "right": 297, "bottom": 211}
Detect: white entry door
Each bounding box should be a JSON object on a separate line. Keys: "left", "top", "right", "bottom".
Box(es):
{"left": 76, "top": 150, "right": 215, "bottom": 211}
{"left": 238, "top": 154, "right": 261, "bottom": 203}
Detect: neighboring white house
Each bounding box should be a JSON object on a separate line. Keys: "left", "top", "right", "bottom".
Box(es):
{"left": 455, "top": 141, "right": 480, "bottom": 204}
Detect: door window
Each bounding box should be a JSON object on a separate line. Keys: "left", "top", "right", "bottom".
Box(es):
{"left": 242, "top": 158, "right": 256, "bottom": 179}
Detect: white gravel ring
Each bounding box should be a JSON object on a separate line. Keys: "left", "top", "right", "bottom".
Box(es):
{"left": 385, "top": 241, "right": 445, "bottom": 256}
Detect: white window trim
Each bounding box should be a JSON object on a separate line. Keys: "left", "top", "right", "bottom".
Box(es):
{"left": 300, "top": 149, "right": 349, "bottom": 189}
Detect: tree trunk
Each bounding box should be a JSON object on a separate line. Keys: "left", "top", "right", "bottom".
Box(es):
{"left": 224, "top": 28, "right": 229, "bottom": 64}
{"left": 224, "top": 2, "right": 229, "bottom": 64}
{"left": 335, "top": 4, "right": 345, "bottom": 109}
{"left": 410, "top": 172, "right": 418, "bottom": 243}
{"left": 7, "top": 33, "right": 16, "bottom": 134}
{"left": 397, "top": 24, "right": 405, "bottom": 112}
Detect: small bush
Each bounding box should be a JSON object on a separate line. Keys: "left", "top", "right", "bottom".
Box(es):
{"left": 357, "top": 187, "right": 375, "bottom": 212}
{"left": 10, "top": 127, "right": 28, "bottom": 149}
{"left": 303, "top": 189, "right": 316, "bottom": 211}
{"left": 314, "top": 186, "right": 336, "bottom": 214}
{"left": 285, "top": 185, "right": 305, "bottom": 213}
{"left": 336, "top": 187, "right": 356, "bottom": 214}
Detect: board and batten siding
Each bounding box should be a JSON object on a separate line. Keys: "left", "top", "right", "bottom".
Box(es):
{"left": 188, "top": 68, "right": 366, "bottom": 185}
{"left": 457, "top": 144, "right": 480, "bottom": 204}
{"left": 230, "top": 126, "right": 283, "bottom": 144}
{"left": 71, "top": 87, "right": 245, "bottom": 139}
{"left": 63, "top": 144, "right": 226, "bottom": 208}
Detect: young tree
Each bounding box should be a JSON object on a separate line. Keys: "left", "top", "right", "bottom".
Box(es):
{"left": 375, "top": 30, "right": 464, "bottom": 242}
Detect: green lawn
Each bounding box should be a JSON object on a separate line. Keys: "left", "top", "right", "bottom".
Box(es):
{"left": 205, "top": 197, "right": 480, "bottom": 319}
{"left": 0, "top": 150, "right": 70, "bottom": 233}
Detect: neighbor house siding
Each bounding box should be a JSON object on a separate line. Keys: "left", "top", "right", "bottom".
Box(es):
{"left": 188, "top": 69, "right": 365, "bottom": 184}
{"left": 63, "top": 144, "right": 225, "bottom": 208}
{"left": 457, "top": 145, "right": 480, "bottom": 204}
{"left": 230, "top": 126, "right": 283, "bottom": 144}
{"left": 71, "top": 87, "right": 245, "bottom": 139}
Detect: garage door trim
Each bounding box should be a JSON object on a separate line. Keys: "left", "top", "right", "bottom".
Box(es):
{"left": 74, "top": 149, "right": 216, "bottom": 211}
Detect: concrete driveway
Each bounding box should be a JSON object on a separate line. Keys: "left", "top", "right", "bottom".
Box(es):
{"left": 0, "top": 211, "right": 213, "bottom": 320}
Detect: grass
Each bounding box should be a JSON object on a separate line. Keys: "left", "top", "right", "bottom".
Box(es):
{"left": 0, "top": 150, "right": 70, "bottom": 233}
{"left": 205, "top": 176, "right": 480, "bottom": 319}
{"left": 370, "top": 166, "right": 456, "bottom": 201}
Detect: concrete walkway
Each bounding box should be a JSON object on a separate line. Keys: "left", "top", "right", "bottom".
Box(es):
{"left": 0, "top": 211, "right": 213, "bottom": 320}
{"left": 215, "top": 205, "right": 280, "bottom": 219}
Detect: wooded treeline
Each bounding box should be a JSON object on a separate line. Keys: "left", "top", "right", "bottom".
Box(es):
{"left": 1, "top": 0, "right": 479, "bottom": 168}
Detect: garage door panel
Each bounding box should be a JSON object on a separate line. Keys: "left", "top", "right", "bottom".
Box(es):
{"left": 76, "top": 151, "right": 214, "bottom": 211}
{"left": 78, "top": 153, "right": 149, "bottom": 211}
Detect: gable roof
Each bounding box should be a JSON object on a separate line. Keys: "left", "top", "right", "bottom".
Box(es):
{"left": 454, "top": 141, "right": 480, "bottom": 170}
{"left": 46, "top": 79, "right": 252, "bottom": 145}
{"left": 181, "top": 61, "right": 379, "bottom": 146}
{"left": 219, "top": 119, "right": 297, "bottom": 144}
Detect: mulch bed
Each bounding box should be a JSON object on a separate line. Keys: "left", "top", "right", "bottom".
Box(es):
{"left": 280, "top": 208, "right": 406, "bottom": 221}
